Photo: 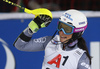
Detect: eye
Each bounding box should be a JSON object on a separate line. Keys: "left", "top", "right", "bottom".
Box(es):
{"left": 60, "top": 24, "right": 62, "bottom": 28}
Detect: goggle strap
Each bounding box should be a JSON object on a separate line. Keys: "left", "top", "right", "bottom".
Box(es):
{"left": 73, "top": 25, "right": 87, "bottom": 33}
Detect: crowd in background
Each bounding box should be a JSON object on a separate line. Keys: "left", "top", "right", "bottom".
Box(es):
{"left": 0, "top": 0, "right": 100, "bottom": 12}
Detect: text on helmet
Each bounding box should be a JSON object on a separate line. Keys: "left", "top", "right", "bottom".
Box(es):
{"left": 62, "top": 13, "right": 73, "bottom": 21}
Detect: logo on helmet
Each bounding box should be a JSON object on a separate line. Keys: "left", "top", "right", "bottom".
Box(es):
{"left": 62, "top": 13, "right": 73, "bottom": 21}
{"left": 75, "top": 28, "right": 84, "bottom": 32}
{"left": 79, "top": 22, "right": 85, "bottom": 25}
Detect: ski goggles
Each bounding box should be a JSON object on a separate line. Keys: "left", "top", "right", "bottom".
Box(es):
{"left": 57, "top": 20, "right": 87, "bottom": 35}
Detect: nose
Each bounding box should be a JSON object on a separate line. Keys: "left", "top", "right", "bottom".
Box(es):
{"left": 59, "top": 30, "right": 65, "bottom": 35}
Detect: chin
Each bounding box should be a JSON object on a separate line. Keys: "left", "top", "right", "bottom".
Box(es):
{"left": 60, "top": 40, "right": 68, "bottom": 43}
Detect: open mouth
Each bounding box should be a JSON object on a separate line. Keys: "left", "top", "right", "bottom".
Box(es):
{"left": 60, "top": 36, "right": 67, "bottom": 39}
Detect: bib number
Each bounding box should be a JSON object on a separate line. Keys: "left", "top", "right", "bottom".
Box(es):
{"left": 47, "top": 54, "right": 69, "bottom": 68}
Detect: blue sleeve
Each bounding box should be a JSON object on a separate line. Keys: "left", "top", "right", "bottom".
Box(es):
{"left": 14, "top": 27, "right": 52, "bottom": 52}
{"left": 77, "top": 53, "right": 91, "bottom": 69}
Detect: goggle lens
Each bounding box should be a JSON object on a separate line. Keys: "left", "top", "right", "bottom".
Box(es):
{"left": 58, "top": 22, "right": 74, "bottom": 34}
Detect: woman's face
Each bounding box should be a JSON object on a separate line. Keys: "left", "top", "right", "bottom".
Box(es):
{"left": 59, "top": 31, "right": 73, "bottom": 43}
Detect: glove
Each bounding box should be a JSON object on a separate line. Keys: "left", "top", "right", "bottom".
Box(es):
{"left": 28, "top": 15, "right": 52, "bottom": 34}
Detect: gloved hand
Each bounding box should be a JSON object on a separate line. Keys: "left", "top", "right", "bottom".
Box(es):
{"left": 28, "top": 15, "right": 52, "bottom": 34}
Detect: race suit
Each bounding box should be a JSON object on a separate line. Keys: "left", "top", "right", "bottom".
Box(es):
{"left": 13, "top": 28, "right": 91, "bottom": 69}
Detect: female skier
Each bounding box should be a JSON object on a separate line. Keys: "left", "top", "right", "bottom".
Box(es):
{"left": 13, "top": 9, "right": 91, "bottom": 69}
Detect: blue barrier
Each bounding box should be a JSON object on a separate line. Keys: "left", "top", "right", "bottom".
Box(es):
{"left": 0, "top": 17, "right": 100, "bottom": 69}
